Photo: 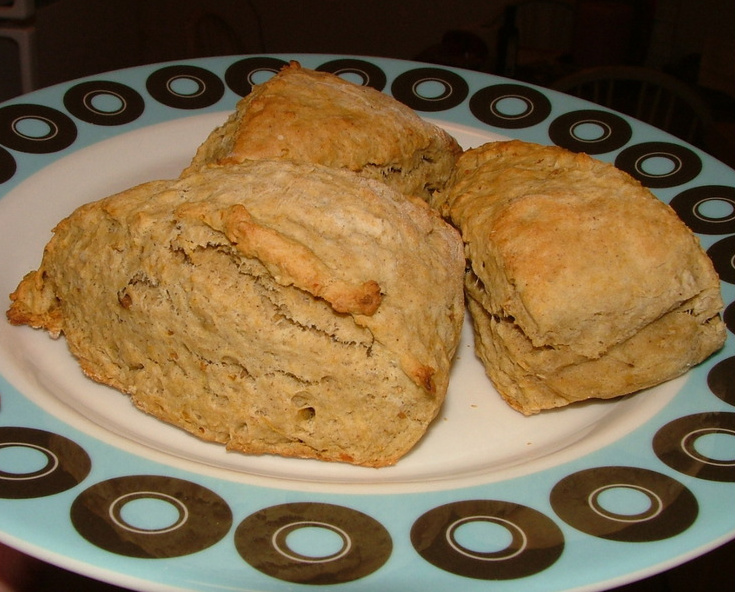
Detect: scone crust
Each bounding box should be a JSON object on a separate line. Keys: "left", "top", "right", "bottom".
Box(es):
{"left": 182, "top": 61, "right": 461, "bottom": 199}
{"left": 437, "top": 140, "right": 726, "bottom": 413}
{"left": 8, "top": 160, "right": 465, "bottom": 466}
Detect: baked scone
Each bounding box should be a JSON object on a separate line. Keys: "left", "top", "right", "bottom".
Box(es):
{"left": 7, "top": 160, "right": 465, "bottom": 466}
{"left": 433, "top": 140, "right": 726, "bottom": 414}
{"left": 181, "top": 61, "right": 461, "bottom": 200}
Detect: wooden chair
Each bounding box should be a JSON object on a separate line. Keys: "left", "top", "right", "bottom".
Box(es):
{"left": 551, "top": 65, "right": 714, "bottom": 148}
{"left": 0, "top": 0, "right": 37, "bottom": 94}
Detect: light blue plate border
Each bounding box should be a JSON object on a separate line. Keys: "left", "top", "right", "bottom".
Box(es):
{"left": 0, "top": 54, "right": 733, "bottom": 592}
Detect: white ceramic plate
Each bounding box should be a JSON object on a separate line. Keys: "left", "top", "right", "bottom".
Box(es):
{"left": 0, "top": 55, "right": 733, "bottom": 592}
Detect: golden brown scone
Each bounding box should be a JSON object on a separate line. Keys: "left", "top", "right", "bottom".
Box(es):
{"left": 181, "top": 61, "right": 461, "bottom": 200}
{"left": 433, "top": 140, "right": 726, "bottom": 414}
{"left": 7, "top": 160, "right": 465, "bottom": 466}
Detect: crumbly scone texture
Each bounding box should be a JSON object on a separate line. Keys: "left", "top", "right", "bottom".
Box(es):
{"left": 7, "top": 160, "right": 465, "bottom": 466}
{"left": 181, "top": 61, "right": 462, "bottom": 200}
{"left": 433, "top": 140, "right": 726, "bottom": 414}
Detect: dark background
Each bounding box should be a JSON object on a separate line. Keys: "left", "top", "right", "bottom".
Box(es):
{"left": 1, "top": 0, "right": 733, "bottom": 161}
{"left": 1, "top": 1, "right": 734, "bottom": 591}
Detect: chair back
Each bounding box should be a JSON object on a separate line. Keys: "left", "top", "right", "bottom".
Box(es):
{"left": 551, "top": 65, "right": 713, "bottom": 147}
{"left": 0, "top": 0, "right": 34, "bottom": 20}
{"left": 0, "top": 0, "right": 37, "bottom": 95}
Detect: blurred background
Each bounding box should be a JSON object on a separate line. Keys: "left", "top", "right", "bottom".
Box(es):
{"left": 0, "top": 1, "right": 734, "bottom": 591}
{"left": 1, "top": 0, "right": 734, "bottom": 167}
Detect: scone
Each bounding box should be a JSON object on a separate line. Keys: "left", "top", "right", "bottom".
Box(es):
{"left": 433, "top": 140, "right": 726, "bottom": 414}
{"left": 7, "top": 160, "right": 465, "bottom": 466}
{"left": 181, "top": 61, "right": 461, "bottom": 200}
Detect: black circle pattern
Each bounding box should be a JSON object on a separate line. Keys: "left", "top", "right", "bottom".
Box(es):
{"left": 0, "top": 146, "right": 15, "bottom": 184}
{"left": 1, "top": 56, "right": 734, "bottom": 585}
{"left": 669, "top": 185, "right": 735, "bottom": 235}
{"left": 548, "top": 109, "right": 632, "bottom": 154}
{"left": 391, "top": 67, "right": 469, "bottom": 112}
{"left": 410, "top": 500, "right": 564, "bottom": 580}
{"left": 235, "top": 502, "right": 392, "bottom": 584}
{"left": 63, "top": 80, "right": 145, "bottom": 126}
{"left": 0, "top": 103, "right": 77, "bottom": 154}
{"left": 550, "top": 466, "right": 698, "bottom": 542}
{"left": 653, "top": 413, "right": 735, "bottom": 482}
{"left": 724, "top": 301, "right": 735, "bottom": 335}
{"left": 225, "top": 56, "right": 289, "bottom": 97}
{"left": 614, "top": 141, "right": 702, "bottom": 188}
{"left": 469, "top": 84, "right": 552, "bottom": 129}
{"left": 146, "top": 65, "right": 225, "bottom": 110}
{"left": 71, "top": 475, "right": 232, "bottom": 558}
{"left": 316, "top": 58, "right": 387, "bottom": 91}
{"left": 707, "top": 235, "right": 735, "bottom": 284}
{"left": 0, "top": 427, "right": 91, "bottom": 499}
{"left": 708, "top": 358, "right": 735, "bottom": 406}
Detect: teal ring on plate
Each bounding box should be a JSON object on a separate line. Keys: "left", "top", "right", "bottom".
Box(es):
{"left": 63, "top": 80, "right": 145, "bottom": 126}
{"left": 614, "top": 141, "right": 702, "bottom": 188}
{"left": 653, "top": 412, "right": 735, "bottom": 482}
{"left": 548, "top": 108, "right": 632, "bottom": 154}
{"left": 391, "top": 67, "right": 469, "bottom": 112}
{"left": 146, "top": 65, "right": 225, "bottom": 110}
{"left": 235, "top": 501, "right": 392, "bottom": 585}
{"left": 225, "top": 56, "right": 290, "bottom": 97}
{"left": 0, "top": 426, "right": 91, "bottom": 499}
{"left": 669, "top": 185, "right": 735, "bottom": 235}
{"left": 550, "top": 466, "right": 698, "bottom": 542}
{"left": 0, "top": 103, "right": 77, "bottom": 154}
{"left": 316, "top": 58, "right": 387, "bottom": 91}
{"left": 469, "top": 83, "right": 552, "bottom": 129}
{"left": 70, "top": 474, "right": 233, "bottom": 558}
{"left": 410, "top": 499, "right": 564, "bottom": 580}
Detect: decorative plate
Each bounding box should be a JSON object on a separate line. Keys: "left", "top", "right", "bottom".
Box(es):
{"left": 0, "top": 54, "right": 733, "bottom": 592}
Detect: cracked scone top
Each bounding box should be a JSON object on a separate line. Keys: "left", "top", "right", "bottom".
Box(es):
{"left": 181, "top": 61, "right": 462, "bottom": 200}
{"left": 7, "top": 160, "right": 466, "bottom": 467}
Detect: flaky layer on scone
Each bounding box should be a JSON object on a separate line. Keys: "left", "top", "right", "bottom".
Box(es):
{"left": 7, "top": 160, "right": 465, "bottom": 466}
{"left": 181, "top": 61, "right": 461, "bottom": 200}
{"left": 434, "top": 140, "right": 726, "bottom": 414}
